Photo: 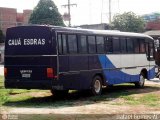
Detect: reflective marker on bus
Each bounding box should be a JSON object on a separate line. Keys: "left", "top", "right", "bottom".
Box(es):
{"left": 47, "top": 68, "right": 54, "bottom": 78}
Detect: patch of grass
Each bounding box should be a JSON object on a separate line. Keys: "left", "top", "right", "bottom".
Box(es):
{"left": 0, "top": 76, "right": 4, "bottom": 88}
{"left": 0, "top": 76, "right": 40, "bottom": 106}
{"left": 0, "top": 76, "right": 10, "bottom": 105}
{"left": 120, "top": 95, "right": 134, "bottom": 101}
{"left": 139, "top": 94, "right": 160, "bottom": 107}
{"left": 1, "top": 75, "right": 160, "bottom": 108}
{"left": 115, "top": 93, "right": 160, "bottom": 106}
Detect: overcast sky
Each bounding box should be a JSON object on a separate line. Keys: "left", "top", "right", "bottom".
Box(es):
{"left": 0, "top": 0, "right": 160, "bottom": 26}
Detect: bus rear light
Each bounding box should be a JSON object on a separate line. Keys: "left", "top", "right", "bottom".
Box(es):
{"left": 4, "top": 68, "right": 7, "bottom": 77}
{"left": 47, "top": 68, "right": 54, "bottom": 78}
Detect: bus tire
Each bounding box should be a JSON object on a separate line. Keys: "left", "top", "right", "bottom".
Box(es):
{"left": 135, "top": 73, "right": 145, "bottom": 88}
{"left": 50, "top": 89, "right": 69, "bottom": 97}
{"left": 91, "top": 76, "right": 102, "bottom": 96}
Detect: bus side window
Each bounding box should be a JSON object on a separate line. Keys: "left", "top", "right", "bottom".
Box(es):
{"left": 134, "top": 38, "right": 140, "bottom": 53}
{"left": 58, "top": 34, "right": 62, "bottom": 54}
{"left": 146, "top": 42, "right": 154, "bottom": 61}
{"left": 68, "top": 34, "right": 77, "bottom": 54}
{"left": 78, "top": 35, "right": 87, "bottom": 54}
{"left": 139, "top": 39, "right": 145, "bottom": 53}
{"left": 149, "top": 43, "right": 154, "bottom": 60}
{"left": 145, "top": 42, "right": 149, "bottom": 57}
{"left": 120, "top": 37, "right": 127, "bottom": 53}
{"left": 112, "top": 37, "right": 120, "bottom": 53}
{"left": 127, "top": 38, "right": 134, "bottom": 53}
{"left": 106, "top": 37, "right": 113, "bottom": 53}
{"left": 62, "top": 34, "right": 67, "bottom": 54}
{"left": 88, "top": 36, "right": 96, "bottom": 54}
{"left": 96, "top": 36, "right": 104, "bottom": 53}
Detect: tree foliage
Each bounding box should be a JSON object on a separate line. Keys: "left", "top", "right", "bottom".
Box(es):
{"left": 29, "top": 0, "right": 65, "bottom": 26}
{"left": 111, "top": 12, "right": 145, "bottom": 33}
{"left": 0, "top": 30, "right": 4, "bottom": 43}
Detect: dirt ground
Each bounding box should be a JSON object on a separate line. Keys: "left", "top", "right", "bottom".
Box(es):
{"left": 0, "top": 80, "right": 160, "bottom": 119}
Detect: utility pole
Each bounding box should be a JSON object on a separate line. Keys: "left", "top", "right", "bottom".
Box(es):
{"left": 109, "top": 0, "right": 111, "bottom": 23}
{"left": 62, "top": 0, "right": 77, "bottom": 27}
{"left": 101, "top": 0, "right": 104, "bottom": 23}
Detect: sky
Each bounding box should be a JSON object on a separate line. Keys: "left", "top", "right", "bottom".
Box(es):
{"left": 0, "top": 0, "right": 160, "bottom": 26}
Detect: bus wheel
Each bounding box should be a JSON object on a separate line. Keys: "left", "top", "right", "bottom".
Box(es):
{"left": 135, "top": 73, "right": 145, "bottom": 88}
{"left": 50, "top": 89, "right": 69, "bottom": 97}
{"left": 91, "top": 76, "right": 102, "bottom": 96}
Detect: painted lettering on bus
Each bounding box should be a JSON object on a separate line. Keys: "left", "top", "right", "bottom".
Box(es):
{"left": 24, "top": 39, "right": 45, "bottom": 45}
{"left": 8, "top": 38, "right": 21, "bottom": 46}
{"left": 8, "top": 38, "right": 46, "bottom": 46}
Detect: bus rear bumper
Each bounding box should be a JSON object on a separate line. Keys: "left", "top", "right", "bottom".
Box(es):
{"left": 4, "top": 79, "right": 58, "bottom": 90}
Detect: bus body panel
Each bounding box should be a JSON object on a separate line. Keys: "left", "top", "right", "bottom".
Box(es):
{"left": 98, "top": 54, "right": 155, "bottom": 85}
{"left": 58, "top": 55, "right": 102, "bottom": 90}
{"left": 5, "top": 26, "right": 57, "bottom": 89}
{"left": 4, "top": 25, "right": 156, "bottom": 91}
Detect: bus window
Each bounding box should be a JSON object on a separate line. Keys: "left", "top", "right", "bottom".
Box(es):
{"left": 96, "top": 36, "right": 104, "bottom": 53}
{"left": 68, "top": 35, "right": 77, "bottom": 54}
{"left": 106, "top": 37, "right": 113, "bottom": 53}
{"left": 120, "top": 37, "right": 127, "bottom": 53}
{"left": 62, "top": 34, "right": 67, "bottom": 54}
{"left": 88, "top": 36, "right": 96, "bottom": 54}
{"left": 146, "top": 41, "right": 154, "bottom": 60}
{"left": 112, "top": 37, "right": 120, "bottom": 53}
{"left": 145, "top": 42, "right": 149, "bottom": 57}
{"left": 127, "top": 38, "right": 134, "bottom": 53}
{"left": 58, "top": 34, "right": 62, "bottom": 54}
{"left": 139, "top": 39, "right": 145, "bottom": 53}
{"left": 78, "top": 35, "right": 87, "bottom": 54}
{"left": 134, "top": 39, "right": 140, "bottom": 53}
{"left": 149, "top": 43, "right": 154, "bottom": 60}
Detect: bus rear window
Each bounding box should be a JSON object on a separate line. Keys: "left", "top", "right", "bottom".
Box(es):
{"left": 5, "top": 26, "right": 56, "bottom": 55}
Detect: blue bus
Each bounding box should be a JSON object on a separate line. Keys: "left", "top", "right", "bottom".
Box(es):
{"left": 4, "top": 26, "right": 155, "bottom": 96}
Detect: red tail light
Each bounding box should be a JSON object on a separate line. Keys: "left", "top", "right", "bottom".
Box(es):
{"left": 47, "top": 68, "right": 54, "bottom": 78}
{"left": 4, "top": 68, "right": 7, "bottom": 77}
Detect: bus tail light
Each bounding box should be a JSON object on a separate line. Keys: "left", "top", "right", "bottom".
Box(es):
{"left": 47, "top": 68, "right": 54, "bottom": 78}
{"left": 4, "top": 68, "right": 7, "bottom": 77}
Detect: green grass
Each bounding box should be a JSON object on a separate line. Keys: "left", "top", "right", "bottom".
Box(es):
{"left": 139, "top": 94, "right": 160, "bottom": 106}
{"left": 110, "top": 93, "right": 160, "bottom": 106}
{"left": 0, "top": 76, "right": 40, "bottom": 106}
{"left": 0, "top": 76, "right": 160, "bottom": 108}
{"left": 0, "top": 76, "right": 9, "bottom": 105}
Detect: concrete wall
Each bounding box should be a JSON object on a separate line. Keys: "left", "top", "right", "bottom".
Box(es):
{"left": 0, "top": 43, "right": 4, "bottom": 63}
{"left": 0, "top": 7, "right": 32, "bottom": 34}
{"left": 78, "top": 23, "right": 109, "bottom": 30}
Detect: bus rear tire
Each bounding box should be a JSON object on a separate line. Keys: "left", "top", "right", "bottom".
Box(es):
{"left": 135, "top": 73, "right": 145, "bottom": 88}
{"left": 91, "top": 76, "right": 102, "bottom": 96}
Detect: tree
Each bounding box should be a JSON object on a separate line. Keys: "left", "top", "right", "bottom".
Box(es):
{"left": 0, "top": 30, "right": 4, "bottom": 43}
{"left": 29, "top": 0, "right": 65, "bottom": 26}
{"left": 110, "top": 12, "right": 145, "bottom": 33}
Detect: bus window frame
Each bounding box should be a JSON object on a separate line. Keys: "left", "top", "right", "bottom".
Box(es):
{"left": 67, "top": 34, "right": 78, "bottom": 54}
{"left": 145, "top": 39, "right": 155, "bottom": 61}
{"left": 112, "top": 36, "right": 121, "bottom": 54}
{"left": 105, "top": 36, "right": 113, "bottom": 54}
{"left": 96, "top": 35, "right": 105, "bottom": 54}
{"left": 88, "top": 35, "right": 96, "bottom": 54}
{"left": 77, "top": 34, "right": 88, "bottom": 54}
{"left": 120, "top": 37, "right": 127, "bottom": 54}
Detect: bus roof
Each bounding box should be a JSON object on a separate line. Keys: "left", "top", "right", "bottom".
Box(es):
{"left": 51, "top": 26, "right": 153, "bottom": 40}
{"left": 8, "top": 25, "right": 153, "bottom": 40}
